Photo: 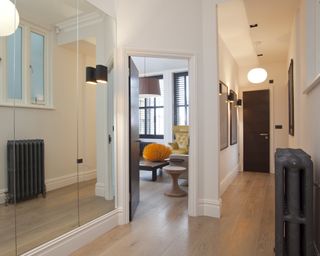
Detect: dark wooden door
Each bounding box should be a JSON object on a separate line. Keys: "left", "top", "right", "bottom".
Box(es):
{"left": 314, "top": 173, "right": 320, "bottom": 252}
{"left": 129, "top": 57, "right": 140, "bottom": 220}
{"left": 243, "top": 90, "right": 270, "bottom": 172}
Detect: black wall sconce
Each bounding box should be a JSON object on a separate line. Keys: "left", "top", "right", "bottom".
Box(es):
{"left": 227, "top": 90, "right": 236, "bottom": 103}
{"left": 219, "top": 82, "right": 222, "bottom": 95}
{"left": 85, "top": 65, "right": 108, "bottom": 85}
{"left": 86, "top": 66, "right": 97, "bottom": 85}
{"left": 236, "top": 99, "right": 242, "bottom": 107}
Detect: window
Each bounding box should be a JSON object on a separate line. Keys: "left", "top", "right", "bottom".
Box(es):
{"left": 7, "top": 26, "right": 22, "bottom": 100}
{"left": 1, "top": 23, "right": 49, "bottom": 106}
{"left": 173, "top": 72, "right": 189, "bottom": 125}
{"left": 139, "top": 76, "right": 164, "bottom": 138}
{"left": 30, "top": 32, "right": 45, "bottom": 103}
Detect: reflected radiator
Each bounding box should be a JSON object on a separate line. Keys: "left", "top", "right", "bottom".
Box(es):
{"left": 7, "top": 139, "right": 46, "bottom": 204}
{"left": 275, "top": 148, "right": 313, "bottom": 256}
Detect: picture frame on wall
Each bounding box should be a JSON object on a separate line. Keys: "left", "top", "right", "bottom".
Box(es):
{"left": 288, "top": 59, "right": 294, "bottom": 136}
{"left": 230, "top": 90, "right": 237, "bottom": 145}
{"left": 219, "top": 81, "right": 228, "bottom": 150}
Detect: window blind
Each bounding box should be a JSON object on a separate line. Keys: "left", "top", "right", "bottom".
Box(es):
{"left": 174, "top": 72, "right": 189, "bottom": 125}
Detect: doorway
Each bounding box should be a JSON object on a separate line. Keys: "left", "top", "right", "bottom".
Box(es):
{"left": 243, "top": 90, "right": 270, "bottom": 172}
{"left": 128, "top": 55, "right": 190, "bottom": 220}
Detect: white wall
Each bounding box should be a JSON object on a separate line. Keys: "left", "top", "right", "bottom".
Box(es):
{"left": 288, "top": 0, "right": 320, "bottom": 177}
{"left": 218, "top": 37, "right": 240, "bottom": 195}
{"left": 116, "top": 0, "right": 221, "bottom": 218}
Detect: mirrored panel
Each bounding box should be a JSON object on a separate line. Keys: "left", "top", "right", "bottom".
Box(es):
{"left": 0, "top": 0, "right": 116, "bottom": 254}
{"left": 0, "top": 1, "right": 26, "bottom": 255}
{"left": 13, "top": 0, "right": 80, "bottom": 254}
{"left": 77, "top": 1, "right": 115, "bottom": 225}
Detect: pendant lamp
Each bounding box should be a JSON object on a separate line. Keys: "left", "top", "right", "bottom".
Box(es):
{"left": 139, "top": 77, "right": 161, "bottom": 97}
{"left": 139, "top": 57, "right": 160, "bottom": 98}
{"left": 0, "top": 0, "right": 20, "bottom": 37}
{"left": 247, "top": 68, "right": 268, "bottom": 84}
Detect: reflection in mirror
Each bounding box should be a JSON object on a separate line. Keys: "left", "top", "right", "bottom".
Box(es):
{"left": 0, "top": 1, "right": 22, "bottom": 255}
{"left": 76, "top": 1, "right": 116, "bottom": 225}
{"left": 0, "top": 0, "right": 115, "bottom": 255}
{"left": 13, "top": 0, "right": 80, "bottom": 254}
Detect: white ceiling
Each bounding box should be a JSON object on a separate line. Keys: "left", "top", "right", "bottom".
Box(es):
{"left": 132, "top": 57, "right": 188, "bottom": 74}
{"left": 218, "top": 0, "right": 300, "bottom": 67}
{"left": 16, "top": 0, "right": 98, "bottom": 29}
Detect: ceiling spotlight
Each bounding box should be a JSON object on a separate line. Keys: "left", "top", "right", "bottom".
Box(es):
{"left": 247, "top": 68, "right": 268, "bottom": 84}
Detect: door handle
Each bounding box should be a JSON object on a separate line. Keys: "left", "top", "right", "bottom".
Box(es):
{"left": 259, "top": 133, "right": 269, "bottom": 136}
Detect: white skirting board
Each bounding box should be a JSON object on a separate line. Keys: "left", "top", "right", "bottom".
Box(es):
{"left": 45, "top": 169, "right": 96, "bottom": 192}
{"left": 220, "top": 165, "right": 240, "bottom": 196}
{"left": 0, "top": 170, "right": 96, "bottom": 205}
{"left": 21, "top": 208, "right": 122, "bottom": 256}
{"left": 198, "top": 199, "right": 221, "bottom": 218}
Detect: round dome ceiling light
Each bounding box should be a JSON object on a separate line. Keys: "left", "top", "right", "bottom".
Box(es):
{"left": 247, "top": 68, "right": 268, "bottom": 84}
{"left": 0, "top": 0, "right": 20, "bottom": 37}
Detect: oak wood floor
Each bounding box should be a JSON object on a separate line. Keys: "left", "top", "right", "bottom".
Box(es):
{"left": 73, "top": 171, "right": 275, "bottom": 256}
{"left": 0, "top": 180, "right": 115, "bottom": 256}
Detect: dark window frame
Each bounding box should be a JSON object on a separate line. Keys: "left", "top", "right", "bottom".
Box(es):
{"left": 173, "top": 72, "right": 189, "bottom": 125}
{"left": 139, "top": 75, "right": 164, "bottom": 139}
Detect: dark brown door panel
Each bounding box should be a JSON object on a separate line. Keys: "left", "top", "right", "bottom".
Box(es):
{"left": 129, "top": 57, "right": 140, "bottom": 220}
{"left": 243, "top": 90, "right": 270, "bottom": 172}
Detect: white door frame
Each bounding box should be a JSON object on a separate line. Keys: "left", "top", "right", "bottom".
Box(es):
{"left": 115, "top": 48, "right": 199, "bottom": 224}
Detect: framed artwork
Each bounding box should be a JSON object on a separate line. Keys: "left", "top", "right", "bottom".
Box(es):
{"left": 288, "top": 59, "right": 294, "bottom": 136}
{"left": 219, "top": 81, "right": 228, "bottom": 150}
{"left": 230, "top": 90, "right": 237, "bottom": 145}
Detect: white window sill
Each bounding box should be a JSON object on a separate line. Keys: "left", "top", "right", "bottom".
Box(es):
{"left": 0, "top": 103, "right": 55, "bottom": 110}
{"left": 304, "top": 72, "right": 320, "bottom": 94}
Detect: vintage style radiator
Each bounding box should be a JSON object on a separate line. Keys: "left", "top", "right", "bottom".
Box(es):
{"left": 275, "top": 148, "right": 313, "bottom": 256}
{"left": 7, "top": 139, "right": 46, "bottom": 204}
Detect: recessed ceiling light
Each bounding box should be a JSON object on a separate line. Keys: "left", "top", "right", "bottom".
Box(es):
{"left": 247, "top": 68, "right": 268, "bottom": 84}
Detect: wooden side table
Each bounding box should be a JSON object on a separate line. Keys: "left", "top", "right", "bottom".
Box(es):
{"left": 163, "top": 166, "right": 187, "bottom": 197}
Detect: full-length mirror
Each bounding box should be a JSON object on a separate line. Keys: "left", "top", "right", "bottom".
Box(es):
{"left": 76, "top": 0, "right": 116, "bottom": 225}
{"left": 0, "top": 0, "right": 115, "bottom": 255}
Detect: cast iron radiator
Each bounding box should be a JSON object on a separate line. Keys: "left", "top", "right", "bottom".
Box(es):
{"left": 275, "top": 148, "right": 313, "bottom": 256}
{"left": 6, "top": 139, "right": 46, "bottom": 204}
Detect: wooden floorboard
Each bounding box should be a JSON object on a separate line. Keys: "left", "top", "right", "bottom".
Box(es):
{"left": 73, "top": 171, "right": 275, "bottom": 256}
{"left": 0, "top": 179, "right": 115, "bottom": 256}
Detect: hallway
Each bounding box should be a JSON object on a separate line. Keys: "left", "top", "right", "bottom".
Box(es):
{"left": 73, "top": 172, "right": 274, "bottom": 256}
